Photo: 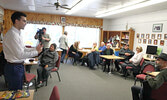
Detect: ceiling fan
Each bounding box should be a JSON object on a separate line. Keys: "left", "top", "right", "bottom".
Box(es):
{"left": 45, "top": 0, "right": 71, "bottom": 10}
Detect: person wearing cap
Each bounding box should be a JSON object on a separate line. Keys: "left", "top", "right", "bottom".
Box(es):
{"left": 37, "top": 43, "right": 58, "bottom": 87}
{"left": 131, "top": 53, "right": 167, "bottom": 100}
{"left": 34, "top": 27, "right": 51, "bottom": 49}
{"left": 114, "top": 44, "right": 134, "bottom": 72}
{"left": 102, "top": 43, "right": 114, "bottom": 73}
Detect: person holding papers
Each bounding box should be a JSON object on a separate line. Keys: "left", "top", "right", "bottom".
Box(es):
{"left": 131, "top": 53, "right": 167, "bottom": 100}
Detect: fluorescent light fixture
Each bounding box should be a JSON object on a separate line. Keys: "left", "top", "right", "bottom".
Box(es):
{"left": 96, "top": 0, "right": 167, "bottom": 18}
{"left": 66, "top": 0, "right": 95, "bottom": 15}
{"left": 28, "top": 6, "right": 35, "bottom": 11}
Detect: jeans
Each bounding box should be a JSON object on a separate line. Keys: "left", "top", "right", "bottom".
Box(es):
{"left": 60, "top": 48, "right": 67, "bottom": 62}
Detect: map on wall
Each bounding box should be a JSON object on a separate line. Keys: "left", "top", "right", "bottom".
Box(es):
{"left": 0, "top": 6, "right": 4, "bottom": 23}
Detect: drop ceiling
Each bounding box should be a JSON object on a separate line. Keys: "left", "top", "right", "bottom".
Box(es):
{"left": 0, "top": 0, "right": 167, "bottom": 19}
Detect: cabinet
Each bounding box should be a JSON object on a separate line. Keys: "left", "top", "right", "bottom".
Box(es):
{"left": 120, "top": 29, "right": 135, "bottom": 50}
{"left": 102, "top": 31, "right": 120, "bottom": 43}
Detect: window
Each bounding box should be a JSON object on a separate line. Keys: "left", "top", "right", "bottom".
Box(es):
{"left": 65, "top": 26, "right": 100, "bottom": 48}
{"left": 21, "top": 24, "right": 62, "bottom": 47}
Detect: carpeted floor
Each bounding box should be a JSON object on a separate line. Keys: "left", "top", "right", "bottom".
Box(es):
{"left": 0, "top": 62, "right": 138, "bottom": 100}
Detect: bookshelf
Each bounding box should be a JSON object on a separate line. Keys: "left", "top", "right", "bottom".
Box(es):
{"left": 120, "top": 29, "right": 135, "bottom": 50}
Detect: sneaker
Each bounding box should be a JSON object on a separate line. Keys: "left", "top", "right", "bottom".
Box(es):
{"left": 37, "top": 83, "right": 44, "bottom": 88}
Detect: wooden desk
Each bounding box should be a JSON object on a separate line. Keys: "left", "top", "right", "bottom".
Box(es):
{"left": 100, "top": 55, "right": 124, "bottom": 60}
{"left": 143, "top": 54, "right": 156, "bottom": 61}
{"left": 56, "top": 48, "right": 62, "bottom": 56}
{"left": 79, "top": 49, "right": 91, "bottom": 58}
{"left": 0, "top": 90, "right": 34, "bottom": 100}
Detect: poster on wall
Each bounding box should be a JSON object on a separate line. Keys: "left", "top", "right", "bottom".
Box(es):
{"left": 143, "top": 39, "right": 146, "bottom": 44}
{"left": 157, "top": 34, "right": 161, "bottom": 39}
{"left": 141, "top": 34, "right": 144, "bottom": 38}
{"left": 146, "top": 34, "right": 150, "bottom": 39}
{"left": 136, "top": 33, "right": 140, "bottom": 38}
{"left": 151, "top": 34, "right": 155, "bottom": 39}
{"left": 154, "top": 40, "right": 158, "bottom": 45}
{"left": 160, "top": 40, "right": 164, "bottom": 46}
{"left": 138, "top": 39, "right": 141, "bottom": 43}
{"left": 148, "top": 39, "right": 152, "bottom": 44}
{"left": 164, "top": 34, "right": 167, "bottom": 40}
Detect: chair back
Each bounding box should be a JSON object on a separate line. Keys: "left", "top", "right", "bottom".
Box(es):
{"left": 151, "top": 82, "right": 167, "bottom": 99}
{"left": 139, "top": 58, "right": 145, "bottom": 67}
{"left": 114, "top": 51, "right": 119, "bottom": 56}
{"left": 56, "top": 56, "right": 61, "bottom": 70}
{"left": 49, "top": 85, "right": 60, "bottom": 100}
{"left": 142, "top": 64, "right": 155, "bottom": 74}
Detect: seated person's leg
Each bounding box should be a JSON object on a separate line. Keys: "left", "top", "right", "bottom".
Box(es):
{"left": 114, "top": 59, "right": 122, "bottom": 71}
{"left": 131, "top": 85, "right": 142, "bottom": 100}
{"left": 120, "top": 63, "right": 128, "bottom": 75}
{"left": 25, "top": 65, "right": 32, "bottom": 73}
{"left": 37, "top": 66, "right": 44, "bottom": 87}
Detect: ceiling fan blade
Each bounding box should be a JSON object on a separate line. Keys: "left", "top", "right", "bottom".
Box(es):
{"left": 43, "top": 6, "right": 55, "bottom": 7}
{"left": 60, "top": 6, "right": 71, "bottom": 10}
{"left": 61, "top": 4, "right": 68, "bottom": 6}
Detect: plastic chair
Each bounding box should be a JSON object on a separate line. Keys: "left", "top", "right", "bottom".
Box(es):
{"left": 134, "top": 63, "right": 155, "bottom": 85}
{"left": 46, "top": 56, "right": 61, "bottom": 86}
{"left": 49, "top": 85, "right": 60, "bottom": 100}
{"left": 25, "top": 72, "right": 37, "bottom": 91}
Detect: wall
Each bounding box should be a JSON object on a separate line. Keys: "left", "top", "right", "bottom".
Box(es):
{"left": 103, "top": 9, "right": 167, "bottom": 54}
{"left": 3, "top": 9, "right": 103, "bottom": 34}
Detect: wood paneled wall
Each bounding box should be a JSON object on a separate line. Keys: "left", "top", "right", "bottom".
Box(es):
{"left": 3, "top": 9, "right": 103, "bottom": 34}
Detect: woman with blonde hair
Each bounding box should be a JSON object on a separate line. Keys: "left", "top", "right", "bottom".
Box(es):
{"left": 121, "top": 46, "right": 143, "bottom": 77}
{"left": 68, "top": 41, "right": 83, "bottom": 65}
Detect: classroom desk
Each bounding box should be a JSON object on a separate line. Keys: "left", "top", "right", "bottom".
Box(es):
{"left": 0, "top": 90, "right": 34, "bottom": 100}
{"left": 79, "top": 49, "right": 91, "bottom": 58}
{"left": 100, "top": 55, "right": 124, "bottom": 60}
{"left": 143, "top": 54, "right": 156, "bottom": 61}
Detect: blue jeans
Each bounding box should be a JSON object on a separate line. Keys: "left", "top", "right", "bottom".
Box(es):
{"left": 60, "top": 48, "right": 67, "bottom": 62}
{"left": 4, "top": 63, "right": 24, "bottom": 90}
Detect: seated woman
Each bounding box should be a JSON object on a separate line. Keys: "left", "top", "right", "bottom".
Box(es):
{"left": 68, "top": 41, "right": 83, "bottom": 65}
{"left": 121, "top": 46, "right": 143, "bottom": 76}
{"left": 37, "top": 43, "right": 58, "bottom": 87}
{"left": 102, "top": 44, "right": 114, "bottom": 73}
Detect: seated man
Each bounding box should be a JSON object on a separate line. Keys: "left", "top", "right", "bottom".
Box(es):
{"left": 37, "top": 43, "right": 58, "bottom": 87}
{"left": 121, "top": 46, "right": 143, "bottom": 76}
{"left": 131, "top": 53, "right": 167, "bottom": 100}
{"left": 114, "top": 44, "right": 134, "bottom": 72}
{"left": 102, "top": 44, "right": 114, "bottom": 73}
{"left": 99, "top": 42, "right": 106, "bottom": 55}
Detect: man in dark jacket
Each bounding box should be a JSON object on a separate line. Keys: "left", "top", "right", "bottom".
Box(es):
{"left": 114, "top": 44, "right": 134, "bottom": 71}
{"left": 131, "top": 53, "right": 167, "bottom": 100}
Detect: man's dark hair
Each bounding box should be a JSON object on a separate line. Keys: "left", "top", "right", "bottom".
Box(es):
{"left": 51, "top": 43, "right": 57, "bottom": 50}
{"left": 11, "top": 11, "right": 27, "bottom": 24}
{"left": 42, "top": 27, "right": 46, "bottom": 31}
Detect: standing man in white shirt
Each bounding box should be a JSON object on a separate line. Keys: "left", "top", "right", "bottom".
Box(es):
{"left": 59, "top": 31, "right": 68, "bottom": 63}
{"left": 3, "top": 11, "right": 43, "bottom": 90}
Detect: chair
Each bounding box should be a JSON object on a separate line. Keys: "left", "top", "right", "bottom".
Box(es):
{"left": 124, "top": 58, "right": 145, "bottom": 79}
{"left": 142, "top": 82, "right": 167, "bottom": 100}
{"left": 46, "top": 56, "right": 61, "bottom": 86}
{"left": 65, "top": 48, "right": 74, "bottom": 64}
{"left": 134, "top": 63, "right": 155, "bottom": 85}
{"left": 114, "top": 51, "right": 119, "bottom": 56}
{"left": 25, "top": 72, "right": 37, "bottom": 91}
{"left": 49, "top": 85, "right": 60, "bottom": 100}
{"left": 156, "top": 48, "right": 162, "bottom": 55}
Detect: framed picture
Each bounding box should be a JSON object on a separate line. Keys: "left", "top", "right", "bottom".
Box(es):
{"left": 157, "top": 34, "right": 161, "bottom": 39}
{"left": 164, "top": 34, "right": 167, "bottom": 40}
{"left": 138, "top": 39, "right": 141, "bottom": 43}
{"left": 146, "top": 34, "right": 150, "bottom": 39}
{"left": 143, "top": 39, "right": 146, "bottom": 44}
{"left": 61, "top": 17, "right": 66, "bottom": 23}
{"left": 160, "top": 40, "right": 164, "bottom": 46}
{"left": 154, "top": 40, "right": 158, "bottom": 45}
{"left": 141, "top": 34, "right": 144, "bottom": 38}
{"left": 151, "top": 34, "right": 155, "bottom": 39}
{"left": 136, "top": 33, "right": 140, "bottom": 38}
{"left": 148, "top": 39, "right": 152, "bottom": 44}
{"left": 152, "top": 23, "right": 163, "bottom": 32}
